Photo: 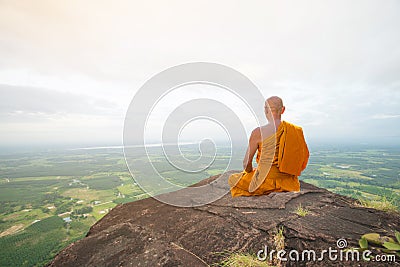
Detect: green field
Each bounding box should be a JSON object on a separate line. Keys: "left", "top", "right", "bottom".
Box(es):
{"left": 301, "top": 145, "right": 400, "bottom": 207}
{"left": 0, "top": 144, "right": 399, "bottom": 266}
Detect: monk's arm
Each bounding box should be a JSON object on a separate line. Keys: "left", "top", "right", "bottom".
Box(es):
{"left": 243, "top": 128, "right": 260, "bottom": 173}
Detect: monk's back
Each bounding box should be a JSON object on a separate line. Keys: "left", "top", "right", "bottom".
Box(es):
{"left": 257, "top": 122, "right": 287, "bottom": 168}
{"left": 229, "top": 121, "right": 306, "bottom": 197}
{"left": 255, "top": 121, "right": 281, "bottom": 144}
{"left": 228, "top": 96, "right": 309, "bottom": 197}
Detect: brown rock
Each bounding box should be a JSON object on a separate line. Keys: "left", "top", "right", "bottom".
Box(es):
{"left": 49, "top": 173, "right": 400, "bottom": 266}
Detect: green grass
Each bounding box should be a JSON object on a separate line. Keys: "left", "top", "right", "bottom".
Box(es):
{"left": 0, "top": 216, "right": 66, "bottom": 267}
{"left": 61, "top": 187, "right": 115, "bottom": 202}
{"left": 82, "top": 175, "right": 122, "bottom": 190}
{"left": 272, "top": 226, "right": 285, "bottom": 267}
{"left": 2, "top": 208, "right": 49, "bottom": 225}
{"left": 356, "top": 195, "right": 399, "bottom": 213}
{"left": 92, "top": 202, "right": 117, "bottom": 220}
{"left": 294, "top": 204, "right": 310, "bottom": 217}
{"left": 273, "top": 226, "right": 285, "bottom": 252}
{"left": 318, "top": 165, "right": 372, "bottom": 180}
{"left": 117, "top": 183, "right": 141, "bottom": 195}
{"left": 215, "top": 227, "right": 285, "bottom": 267}
{"left": 218, "top": 252, "right": 273, "bottom": 267}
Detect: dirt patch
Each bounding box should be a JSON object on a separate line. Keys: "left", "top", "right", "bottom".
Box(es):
{"left": 0, "top": 224, "right": 24, "bottom": 237}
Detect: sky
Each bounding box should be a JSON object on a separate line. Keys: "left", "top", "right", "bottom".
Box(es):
{"left": 1, "top": 0, "right": 399, "bottom": 148}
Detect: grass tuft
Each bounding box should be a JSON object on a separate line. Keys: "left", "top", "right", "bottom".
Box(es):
{"left": 294, "top": 203, "right": 310, "bottom": 217}
{"left": 218, "top": 252, "right": 273, "bottom": 267}
{"left": 272, "top": 226, "right": 285, "bottom": 267}
{"left": 356, "top": 195, "right": 398, "bottom": 213}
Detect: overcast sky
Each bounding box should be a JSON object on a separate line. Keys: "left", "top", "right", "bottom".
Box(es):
{"left": 1, "top": 0, "right": 399, "bottom": 148}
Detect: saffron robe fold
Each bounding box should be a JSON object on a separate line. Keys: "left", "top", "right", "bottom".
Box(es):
{"left": 228, "top": 121, "right": 309, "bottom": 197}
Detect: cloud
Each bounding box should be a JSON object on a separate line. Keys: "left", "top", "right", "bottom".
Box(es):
{"left": 0, "top": 84, "right": 120, "bottom": 119}
{"left": 371, "top": 114, "right": 400, "bottom": 119}
{"left": 0, "top": 0, "right": 399, "bottom": 145}
{"left": 1, "top": 0, "right": 399, "bottom": 84}
{"left": 0, "top": 84, "right": 124, "bottom": 146}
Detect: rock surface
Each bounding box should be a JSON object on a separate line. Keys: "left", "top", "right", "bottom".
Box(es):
{"left": 49, "top": 172, "right": 400, "bottom": 266}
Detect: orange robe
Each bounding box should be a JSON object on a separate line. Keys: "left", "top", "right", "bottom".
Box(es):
{"left": 228, "top": 121, "right": 309, "bottom": 197}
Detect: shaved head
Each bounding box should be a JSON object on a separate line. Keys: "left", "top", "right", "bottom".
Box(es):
{"left": 266, "top": 96, "right": 283, "bottom": 110}
{"left": 264, "top": 96, "right": 285, "bottom": 122}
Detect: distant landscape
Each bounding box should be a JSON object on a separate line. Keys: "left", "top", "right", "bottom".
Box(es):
{"left": 0, "top": 143, "right": 399, "bottom": 266}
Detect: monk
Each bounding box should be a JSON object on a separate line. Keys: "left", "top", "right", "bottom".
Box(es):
{"left": 228, "top": 96, "right": 309, "bottom": 197}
